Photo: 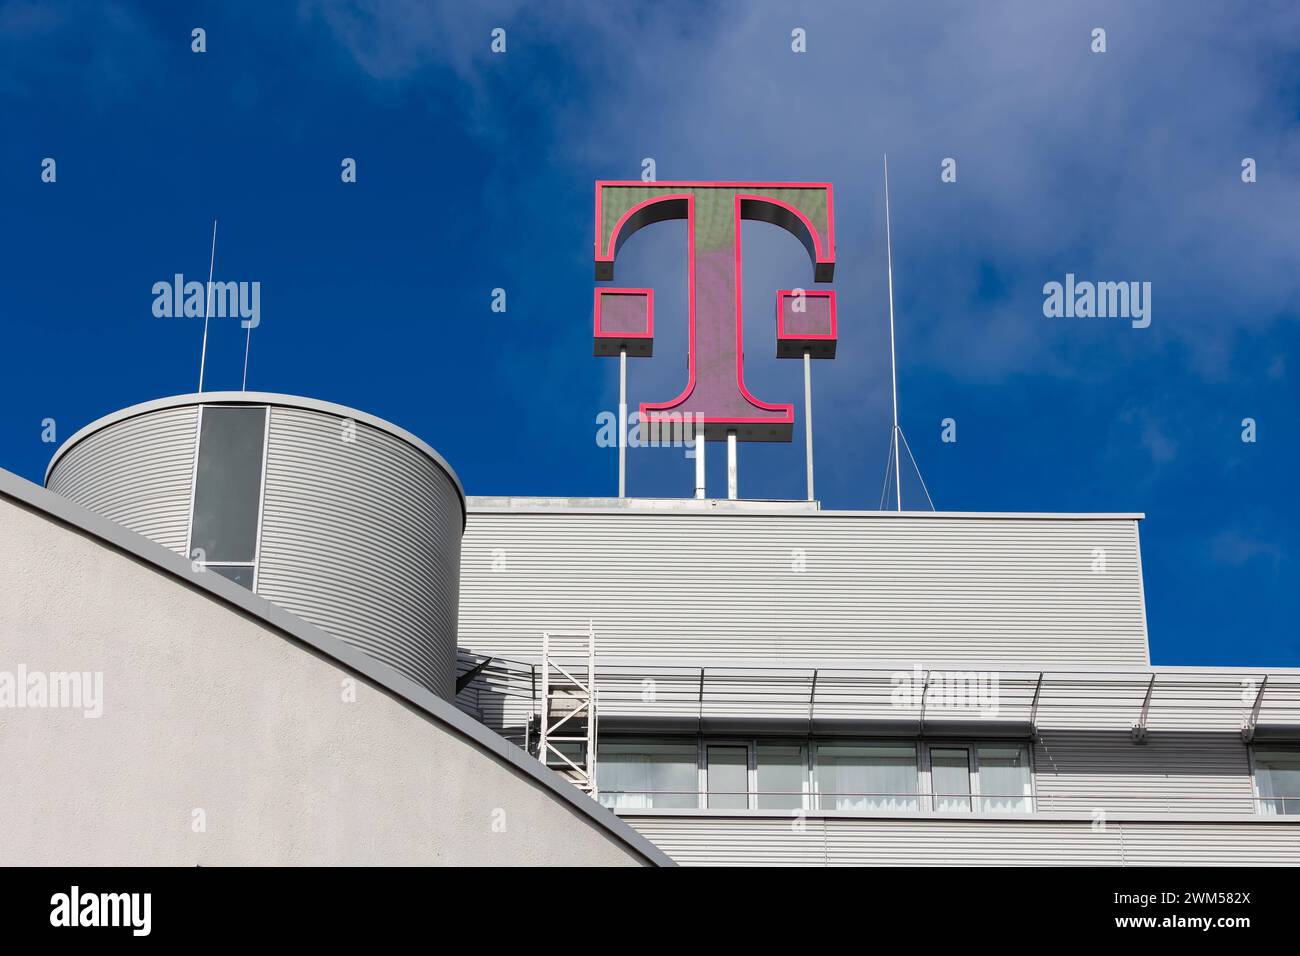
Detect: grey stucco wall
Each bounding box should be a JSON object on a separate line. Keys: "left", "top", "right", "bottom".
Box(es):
{"left": 0, "top": 485, "right": 654, "bottom": 866}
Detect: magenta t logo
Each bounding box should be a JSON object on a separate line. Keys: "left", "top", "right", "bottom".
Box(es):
{"left": 593, "top": 181, "right": 837, "bottom": 441}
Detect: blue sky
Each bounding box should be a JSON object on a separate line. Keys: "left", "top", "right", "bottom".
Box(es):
{"left": 0, "top": 1, "right": 1296, "bottom": 665}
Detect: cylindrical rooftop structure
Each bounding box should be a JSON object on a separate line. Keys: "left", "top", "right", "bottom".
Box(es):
{"left": 46, "top": 392, "right": 465, "bottom": 701}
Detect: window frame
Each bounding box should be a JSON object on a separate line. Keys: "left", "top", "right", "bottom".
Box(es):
{"left": 702, "top": 739, "right": 753, "bottom": 810}
{"left": 753, "top": 739, "right": 813, "bottom": 812}
{"left": 1250, "top": 745, "right": 1300, "bottom": 816}
{"left": 694, "top": 738, "right": 817, "bottom": 811}
{"left": 923, "top": 743, "right": 975, "bottom": 813}
{"left": 811, "top": 739, "right": 921, "bottom": 813}
{"left": 183, "top": 404, "right": 271, "bottom": 592}
{"left": 596, "top": 737, "right": 700, "bottom": 810}
{"left": 971, "top": 742, "right": 1036, "bottom": 814}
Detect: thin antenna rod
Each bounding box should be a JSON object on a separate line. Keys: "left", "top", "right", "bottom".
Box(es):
{"left": 883, "top": 156, "right": 902, "bottom": 511}
{"left": 198, "top": 219, "right": 218, "bottom": 393}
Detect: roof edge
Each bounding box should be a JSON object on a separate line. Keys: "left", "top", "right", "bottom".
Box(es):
{"left": 466, "top": 498, "right": 1145, "bottom": 521}
{"left": 0, "top": 466, "right": 671, "bottom": 867}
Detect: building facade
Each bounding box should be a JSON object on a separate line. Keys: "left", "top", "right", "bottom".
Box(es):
{"left": 453, "top": 496, "right": 1300, "bottom": 865}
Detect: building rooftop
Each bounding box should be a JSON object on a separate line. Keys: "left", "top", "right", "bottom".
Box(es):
{"left": 466, "top": 496, "right": 1144, "bottom": 520}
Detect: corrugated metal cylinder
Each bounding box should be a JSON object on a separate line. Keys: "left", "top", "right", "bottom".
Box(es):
{"left": 46, "top": 392, "right": 465, "bottom": 701}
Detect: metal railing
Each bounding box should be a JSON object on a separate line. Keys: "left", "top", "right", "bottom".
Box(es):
{"left": 595, "top": 789, "right": 1036, "bottom": 813}
{"left": 457, "top": 656, "right": 1300, "bottom": 740}
{"left": 454, "top": 651, "right": 538, "bottom": 750}
{"left": 593, "top": 789, "right": 1300, "bottom": 816}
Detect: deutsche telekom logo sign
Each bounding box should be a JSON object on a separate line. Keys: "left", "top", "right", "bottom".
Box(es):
{"left": 593, "top": 181, "right": 838, "bottom": 442}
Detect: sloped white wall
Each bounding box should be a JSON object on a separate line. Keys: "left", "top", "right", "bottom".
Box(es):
{"left": 0, "top": 490, "right": 647, "bottom": 866}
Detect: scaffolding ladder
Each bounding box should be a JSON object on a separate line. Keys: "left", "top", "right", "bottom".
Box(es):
{"left": 537, "top": 623, "right": 598, "bottom": 797}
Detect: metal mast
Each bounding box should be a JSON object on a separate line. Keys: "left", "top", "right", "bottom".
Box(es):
{"left": 883, "top": 156, "right": 902, "bottom": 511}
{"left": 618, "top": 348, "right": 627, "bottom": 497}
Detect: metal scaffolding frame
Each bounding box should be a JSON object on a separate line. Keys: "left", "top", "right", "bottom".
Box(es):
{"left": 536, "top": 624, "right": 599, "bottom": 796}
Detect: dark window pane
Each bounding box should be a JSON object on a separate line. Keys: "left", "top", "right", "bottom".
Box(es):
{"left": 207, "top": 564, "right": 254, "bottom": 589}
{"left": 190, "top": 407, "right": 266, "bottom": 563}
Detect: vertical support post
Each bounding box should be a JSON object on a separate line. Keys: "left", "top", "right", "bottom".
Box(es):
{"left": 803, "top": 348, "right": 814, "bottom": 501}
{"left": 726, "top": 430, "right": 738, "bottom": 500}
{"left": 528, "top": 663, "right": 537, "bottom": 755}
{"left": 694, "top": 427, "right": 706, "bottom": 499}
{"left": 618, "top": 347, "right": 627, "bottom": 498}
{"left": 539, "top": 631, "right": 550, "bottom": 766}
{"left": 587, "top": 619, "right": 598, "bottom": 799}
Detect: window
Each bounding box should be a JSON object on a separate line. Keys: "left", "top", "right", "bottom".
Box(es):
{"left": 756, "top": 742, "right": 808, "bottom": 810}
{"left": 706, "top": 745, "right": 749, "bottom": 809}
{"left": 187, "top": 405, "right": 268, "bottom": 590}
{"left": 977, "top": 744, "right": 1033, "bottom": 813}
{"left": 814, "top": 743, "right": 918, "bottom": 812}
{"left": 592, "top": 737, "right": 1033, "bottom": 814}
{"left": 597, "top": 741, "right": 697, "bottom": 810}
{"left": 930, "top": 747, "right": 972, "bottom": 812}
{"left": 1254, "top": 749, "right": 1300, "bottom": 816}
{"left": 920, "top": 744, "right": 1033, "bottom": 813}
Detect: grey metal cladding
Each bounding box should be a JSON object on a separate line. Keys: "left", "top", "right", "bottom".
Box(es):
{"left": 624, "top": 815, "right": 1300, "bottom": 866}
{"left": 1031, "top": 731, "right": 1256, "bottom": 814}
{"left": 46, "top": 405, "right": 198, "bottom": 554}
{"left": 45, "top": 393, "right": 466, "bottom": 703}
{"left": 256, "top": 406, "right": 462, "bottom": 700}
{"left": 456, "top": 511, "right": 1149, "bottom": 666}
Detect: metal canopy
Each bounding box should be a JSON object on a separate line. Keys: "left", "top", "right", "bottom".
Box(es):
{"left": 456, "top": 654, "right": 1300, "bottom": 743}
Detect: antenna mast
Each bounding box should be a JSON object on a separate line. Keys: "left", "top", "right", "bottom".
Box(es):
{"left": 197, "top": 219, "right": 218, "bottom": 393}
{"left": 878, "top": 157, "right": 936, "bottom": 513}
{"left": 883, "top": 156, "right": 901, "bottom": 511}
